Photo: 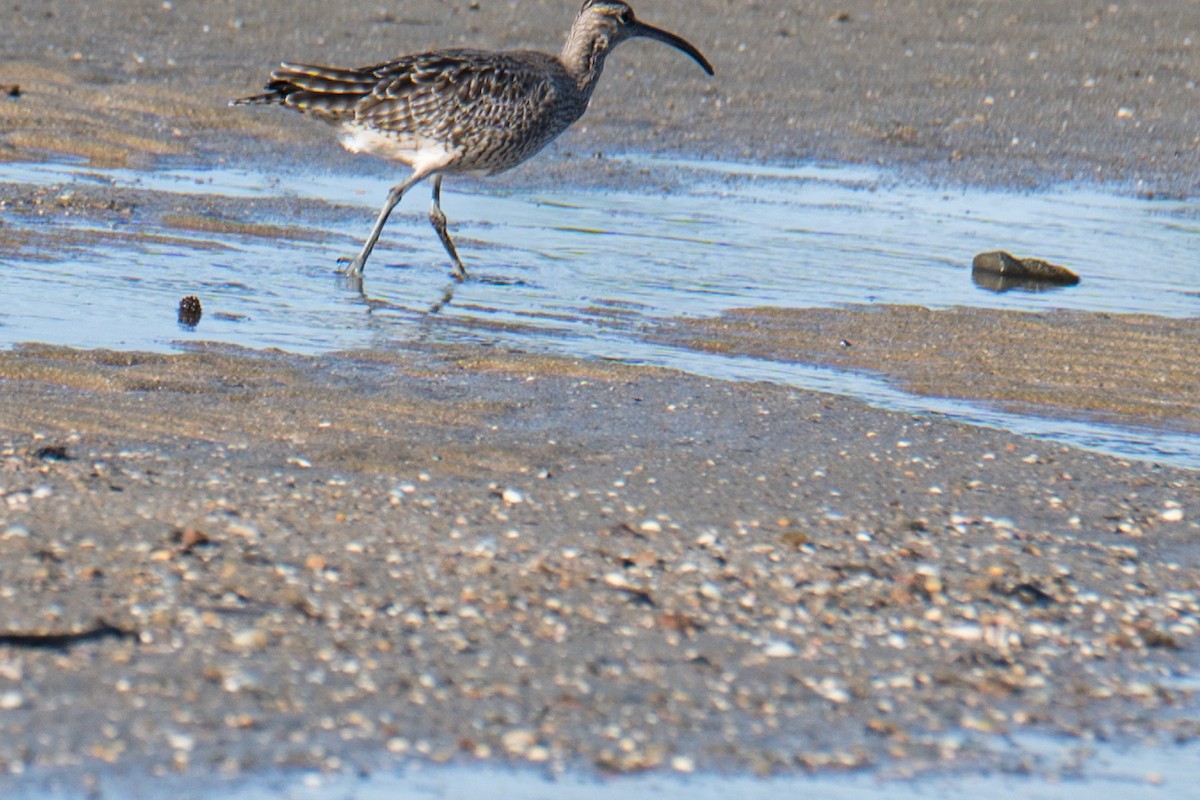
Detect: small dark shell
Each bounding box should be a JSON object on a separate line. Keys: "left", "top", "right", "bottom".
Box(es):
{"left": 178, "top": 295, "right": 203, "bottom": 325}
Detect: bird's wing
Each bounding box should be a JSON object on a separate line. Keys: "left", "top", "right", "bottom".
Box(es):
{"left": 355, "top": 50, "right": 561, "bottom": 142}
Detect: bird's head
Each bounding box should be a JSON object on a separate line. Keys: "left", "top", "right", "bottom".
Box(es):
{"left": 569, "top": 1, "right": 714, "bottom": 77}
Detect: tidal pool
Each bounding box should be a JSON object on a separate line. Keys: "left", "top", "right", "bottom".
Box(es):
{"left": 1, "top": 156, "right": 1196, "bottom": 469}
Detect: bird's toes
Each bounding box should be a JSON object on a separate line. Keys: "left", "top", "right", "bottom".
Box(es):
{"left": 337, "top": 257, "right": 365, "bottom": 277}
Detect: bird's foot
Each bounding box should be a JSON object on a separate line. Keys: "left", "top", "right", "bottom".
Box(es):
{"left": 337, "top": 256, "right": 366, "bottom": 277}
{"left": 450, "top": 262, "right": 469, "bottom": 283}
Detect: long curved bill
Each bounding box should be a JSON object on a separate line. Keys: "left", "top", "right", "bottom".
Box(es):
{"left": 631, "top": 21, "right": 715, "bottom": 75}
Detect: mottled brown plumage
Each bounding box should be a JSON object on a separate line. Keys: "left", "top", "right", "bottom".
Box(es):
{"left": 232, "top": 1, "right": 713, "bottom": 280}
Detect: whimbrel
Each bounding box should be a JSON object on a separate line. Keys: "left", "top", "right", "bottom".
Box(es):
{"left": 232, "top": 0, "right": 713, "bottom": 281}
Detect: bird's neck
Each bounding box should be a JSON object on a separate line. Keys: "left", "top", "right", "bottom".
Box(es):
{"left": 559, "top": 28, "right": 611, "bottom": 98}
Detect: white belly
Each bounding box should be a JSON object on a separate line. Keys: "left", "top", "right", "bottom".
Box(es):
{"left": 339, "top": 126, "right": 460, "bottom": 174}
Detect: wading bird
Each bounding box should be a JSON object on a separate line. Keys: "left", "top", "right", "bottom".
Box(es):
{"left": 232, "top": 0, "right": 713, "bottom": 280}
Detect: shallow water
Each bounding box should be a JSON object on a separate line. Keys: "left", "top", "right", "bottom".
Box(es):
{"left": 11, "top": 736, "right": 1199, "bottom": 800}
{"left": 1, "top": 156, "right": 1196, "bottom": 465}
{"left": 218, "top": 736, "right": 1200, "bottom": 800}
{"left": 2, "top": 157, "right": 1199, "bottom": 795}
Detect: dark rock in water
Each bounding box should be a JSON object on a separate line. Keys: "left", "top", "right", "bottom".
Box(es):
{"left": 972, "top": 251, "right": 1080, "bottom": 285}
{"left": 972, "top": 271, "right": 1074, "bottom": 294}
{"left": 178, "top": 295, "right": 203, "bottom": 327}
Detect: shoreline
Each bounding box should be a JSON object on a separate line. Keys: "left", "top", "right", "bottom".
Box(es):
{"left": 1, "top": 0, "right": 1199, "bottom": 791}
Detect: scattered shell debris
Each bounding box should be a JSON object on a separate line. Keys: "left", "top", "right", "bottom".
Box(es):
{"left": 0, "top": 345, "right": 1197, "bottom": 785}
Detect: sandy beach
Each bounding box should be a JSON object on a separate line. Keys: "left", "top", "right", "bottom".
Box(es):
{"left": 2, "top": 0, "right": 1198, "bottom": 192}
{"left": 1, "top": 0, "right": 1199, "bottom": 794}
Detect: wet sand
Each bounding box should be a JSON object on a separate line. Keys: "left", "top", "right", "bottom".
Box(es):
{"left": 657, "top": 305, "right": 1200, "bottom": 435}
{"left": 1, "top": 0, "right": 1199, "bottom": 794}
{"left": 0, "top": 344, "right": 1197, "bottom": 787}
{"left": 1, "top": 0, "right": 1199, "bottom": 193}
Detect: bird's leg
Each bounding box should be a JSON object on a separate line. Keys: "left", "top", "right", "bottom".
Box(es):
{"left": 338, "top": 172, "right": 424, "bottom": 276}
{"left": 429, "top": 175, "right": 468, "bottom": 282}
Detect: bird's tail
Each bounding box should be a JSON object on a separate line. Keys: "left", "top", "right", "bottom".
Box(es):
{"left": 230, "top": 63, "right": 379, "bottom": 120}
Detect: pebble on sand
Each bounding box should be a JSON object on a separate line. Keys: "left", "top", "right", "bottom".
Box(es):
{"left": 1160, "top": 506, "right": 1184, "bottom": 522}
{"left": 501, "top": 728, "right": 538, "bottom": 756}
